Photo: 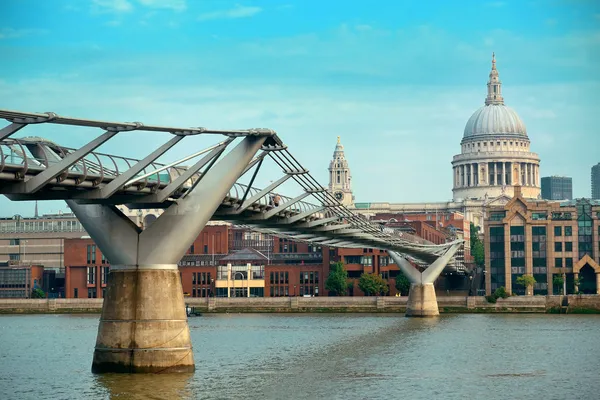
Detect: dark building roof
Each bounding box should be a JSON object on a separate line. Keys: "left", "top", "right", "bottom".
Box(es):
{"left": 221, "top": 248, "right": 268, "bottom": 262}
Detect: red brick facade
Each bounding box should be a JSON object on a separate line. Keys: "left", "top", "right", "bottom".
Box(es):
{"left": 64, "top": 238, "right": 109, "bottom": 298}
{"left": 63, "top": 220, "right": 457, "bottom": 298}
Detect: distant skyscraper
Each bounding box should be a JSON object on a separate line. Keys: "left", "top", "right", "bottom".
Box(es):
{"left": 592, "top": 163, "right": 600, "bottom": 199}
{"left": 541, "top": 176, "right": 572, "bottom": 200}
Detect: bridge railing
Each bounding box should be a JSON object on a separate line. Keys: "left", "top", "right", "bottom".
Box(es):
{"left": 1, "top": 109, "right": 463, "bottom": 265}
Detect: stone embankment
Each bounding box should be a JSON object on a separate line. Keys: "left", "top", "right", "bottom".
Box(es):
{"left": 2, "top": 295, "right": 600, "bottom": 314}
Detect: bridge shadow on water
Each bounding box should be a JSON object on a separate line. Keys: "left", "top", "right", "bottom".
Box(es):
{"left": 90, "top": 315, "right": 454, "bottom": 399}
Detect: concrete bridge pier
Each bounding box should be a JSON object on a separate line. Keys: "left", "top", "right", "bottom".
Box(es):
{"left": 389, "top": 244, "right": 461, "bottom": 317}
{"left": 67, "top": 136, "right": 266, "bottom": 373}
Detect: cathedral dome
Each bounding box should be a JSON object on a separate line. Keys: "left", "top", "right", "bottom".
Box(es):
{"left": 463, "top": 104, "right": 527, "bottom": 139}
{"left": 462, "top": 52, "right": 528, "bottom": 140}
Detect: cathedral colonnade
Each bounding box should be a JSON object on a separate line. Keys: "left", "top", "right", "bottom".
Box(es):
{"left": 453, "top": 161, "right": 540, "bottom": 188}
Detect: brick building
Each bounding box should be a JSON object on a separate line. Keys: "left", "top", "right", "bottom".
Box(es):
{"left": 0, "top": 262, "right": 44, "bottom": 298}
{"left": 485, "top": 186, "right": 600, "bottom": 295}
{"left": 63, "top": 215, "right": 466, "bottom": 298}
{"left": 64, "top": 238, "right": 109, "bottom": 299}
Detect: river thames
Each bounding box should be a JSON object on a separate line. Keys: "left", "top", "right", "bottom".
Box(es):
{"left": 0, "top": 313, "right": 599, "bottom": 399}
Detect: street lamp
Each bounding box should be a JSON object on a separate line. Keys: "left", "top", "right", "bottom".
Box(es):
{"left": 469, "top": 275, "right": 473, "bottom": 296}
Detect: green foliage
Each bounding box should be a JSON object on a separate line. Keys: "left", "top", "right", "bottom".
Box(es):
{"left": 485, "top": 294, "right": 497, "bottom": 303}
{"left": 469, "top": 223, "right": 485, "bottom": 267}
{"left": 494, "top": 286, "right": 509, "bottom": 299}
{"left": 553, "top": 275, "right": 564, "bottom": 286}
{"left": 31, "top": 288, "right": 45, "bottom": 299}
{"left": 394, "top": 272, "right": 411, "bottom": 296}
{"left": 553, "top": 275, "right": 565, "bottom": 295}
{"left": 358, "top": 273, "right": 389, "bottom": 296}
{"left": 485, "top": 286, "right": 509, "bottom": 303}
{"left": 325, "top": 262, "right": 349, "bottom": 296}
{"left": 516, "top": 275, "right": 536, "bottom": 290}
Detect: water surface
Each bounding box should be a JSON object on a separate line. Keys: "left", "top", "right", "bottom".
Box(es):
{"left": 0, "top": 313, "right": 598, "bottom": 399}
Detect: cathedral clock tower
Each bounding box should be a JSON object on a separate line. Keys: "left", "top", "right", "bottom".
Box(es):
{"left": 328, "top": 136, "right": 354, "bottom": 206}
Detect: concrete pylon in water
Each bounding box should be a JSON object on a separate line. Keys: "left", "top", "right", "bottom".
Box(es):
{"left": 68, "top": 136, "right": 266, "bottom": 373}
{"left": 389, "top": 243, "right": 461, "bottom": 317}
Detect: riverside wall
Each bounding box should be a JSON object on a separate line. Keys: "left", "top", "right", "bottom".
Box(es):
{"left": 2, "top": 295, "right": 600, "bottom": 314}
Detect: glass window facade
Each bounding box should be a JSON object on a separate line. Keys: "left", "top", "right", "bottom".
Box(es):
{"left": 576, "top": 200, "right": 593, "bottom": 259}
{"left": 532, "top": 226, "right": 547, "bottom": 295}
{"left": 510, "top": 226, "right": 525, "bottom": 294}
{"left": 489, "top": 226, "right": 505, "bottom": 291}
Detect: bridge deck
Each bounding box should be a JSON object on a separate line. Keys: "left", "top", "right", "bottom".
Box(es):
{"left": 0, "top": 109, "right": 463, "bottom": 267}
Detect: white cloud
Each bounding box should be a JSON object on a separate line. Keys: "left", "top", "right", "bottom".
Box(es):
{"left": 91, "top": 0, "right": 133, "bottom": 14}
{"left": 198, "top": 4, "right": 262, "bottom": 21}
{"left": 1, "top": 75, "right": 597, "bottom": 208}
{"left": 137, "top": 0, "right": 186, "bottom": 12}
{"left": 354, "top": 24, "right": 372, "bottom": 32}
{"left": 0, "top": 28, "right": 47, "bottom": 39}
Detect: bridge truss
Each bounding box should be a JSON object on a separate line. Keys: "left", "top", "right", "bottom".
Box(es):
{"left": 0, "top": 109, "right": 461, "bottom": 265}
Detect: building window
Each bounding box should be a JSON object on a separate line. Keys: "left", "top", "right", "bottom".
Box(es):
{"left": 190, "top": 244, "right": 195, "bottom": 254}
{"left": 101, "top": 253, "right": 107, "bottom": 264}
{"left": 510, "top": 226, "right": 526, "bottom": 293}
{"left": 489, "top": 212, "right": 506, "bottom": 221}
{"left": 555, "top": 258, "right": 563, "bottom": 268}
{"left": 87, "top": 245, "right": 96, "bottom": 264}
{"left": 102, "top": 267, "right": 109, "bottom": 285}
{"left": 88, "top": 288, "right": 97, "bottom": 298}
{"left": 565, "top": 258, "right": 573, "bottom": 268}
{"left": 565, "top": 242, "right": 573, "bottom": 252}
{"left": 554, "top": 226, "right": 562, "bottom": 237}
{"left": 87, "top": 266, "right": 96, "bottom": 285}
{"left": 554, "top": 242, "right": 562, "bottom": 252}
{"left": 9, "top": 254, "right": 20, "bottom": 261}
{"left": 9, "top": 239, "right": 20, "bottom": 245}
{"left": 565, "top": 226, "right": 573, "bottom": 236}
{"left": 531, "top": 226, "right": 547, "bottom": 295}
{"left": 74, "top": 288, "right": 78, "bottom": 298}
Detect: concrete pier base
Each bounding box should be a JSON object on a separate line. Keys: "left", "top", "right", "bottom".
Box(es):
{"left": 91, "top": 267, "right": 195, "bottom": 373}
{"left": 405, "top": 283, "right": 439, "bottom": 317}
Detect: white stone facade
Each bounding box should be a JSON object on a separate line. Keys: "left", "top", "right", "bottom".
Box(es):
{"left": 328, "top": 137, "right": 354, "bottom": 206}
{"left": 348, "top": 54, "right": 542, "bottom": 230}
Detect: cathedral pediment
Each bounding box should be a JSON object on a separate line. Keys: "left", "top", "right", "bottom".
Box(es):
{"left": 484, "top": 194, "right": 511, "bottom": 207}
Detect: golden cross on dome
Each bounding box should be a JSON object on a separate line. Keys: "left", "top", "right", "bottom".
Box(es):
{"left": 337, "top": 136, "right": 340, "bottom": 144}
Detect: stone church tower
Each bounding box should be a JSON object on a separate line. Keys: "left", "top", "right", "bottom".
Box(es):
{"left": 328, "top": 136, "right": 354, "bottom": 206}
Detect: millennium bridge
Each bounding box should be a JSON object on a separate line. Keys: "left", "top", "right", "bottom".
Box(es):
{"left": 0, "top": 109, "right": 462, "bottom": 373}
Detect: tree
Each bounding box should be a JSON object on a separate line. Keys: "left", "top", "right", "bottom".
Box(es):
{"left": 470, "top": 223, "right": 485, "bottom": 268}
{"left": 574, "top": 276, "right": 584, "bottom": 294}
{"left": 553, "top": 274, "right": 565, "bottom": 295}
{"left": 395, "top": 272, "right": 411, "bottom": 296}
{"left": 516, "top": 275, "right": 536, "bottom": 295}
{"left": 358, "top": 273, "right": 389, "bottom": 296}
{"left": 326, "top": 261, "right": 350, "bottom": 296}
{"left": 31, "top": 288, "right": 45, "bottom": 298}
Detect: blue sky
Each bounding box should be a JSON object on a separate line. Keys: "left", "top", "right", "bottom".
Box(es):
{"left": 1, "top": 0, "right": 599, "bottom": 216}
